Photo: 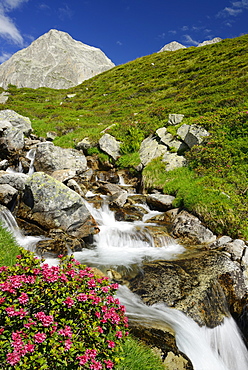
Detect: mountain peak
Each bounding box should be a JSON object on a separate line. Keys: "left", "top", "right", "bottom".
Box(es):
{"left": 0, "top": 29, "right": 115, "bottom": 89}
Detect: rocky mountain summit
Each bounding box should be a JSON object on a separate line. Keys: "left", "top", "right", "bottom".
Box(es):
{"left": 158, "top": 37, "right": 222, "bottom": 52}
{"left": 0, "top": 29, "right": 115, "bottom": 90}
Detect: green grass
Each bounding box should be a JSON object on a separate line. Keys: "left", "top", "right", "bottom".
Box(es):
{"left": 116, "top": 337, "right": 166, "bottom": 370}
{"left": 0, "top": 224, "right": 20, "bottom": 267}
{"left": 1, "top": 34, "right": 247, "bottom": 239}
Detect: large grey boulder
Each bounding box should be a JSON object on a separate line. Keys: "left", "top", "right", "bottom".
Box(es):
{"left": 139, "top": 136, "right": 167, "bottom": 166}
{"left": 98, "top": 133, "right": 121, "bottom": 160}
{"left": 33, "top": 142, "right": 87, "bottom": 175}
{"left": 0, "top": 110, "right": 32, "bottom": 135}
{"left": 0, "top": 172, "right": 28, "bottom": 191}
{"left": 0, "top": 110, "right": 32, "bottom": 155}
{"left": 18, "top": 172, "right": 99, "bottom": 239}
{"left": 0, "top": 29, "right": 115, "bottom": 89}
{"left": 177, "top": 124, "right": 210, "bottom": 148}
{"left": 171, "top": 210, "right": 216, "bottom": 245}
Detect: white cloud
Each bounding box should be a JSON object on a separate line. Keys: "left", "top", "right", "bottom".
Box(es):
{"left": 0, "top": 12, "right": 23, "bottom": 44}
{"left": 0, "top": 0, "right": 29, "bottom": 45}
{"left": 58, "top": 4, "right": 73, "bottom": 20}
{"left": 183, "top": 34, "right": 199, "bottom": 46}
{"left": 116, "top": 40, "right": 123, "bottom": 46}
{"left": 0, "top": 51, "right": 12, "bottom": 63}
{"left": 217, "top": 0, "right": 248, "bottom": 17}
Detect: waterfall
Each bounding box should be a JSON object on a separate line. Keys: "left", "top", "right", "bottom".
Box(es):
{"left": 117, "top": 285, "right": 248, "bottom": 370}
{"left": 74, "top": 201, "right": 184, "bottom": 268}
{"left": 0, "top": 208, "right": 43, "bottom": 252}
{"left": 26, "top": 148, "right": 36, "bottom": 175}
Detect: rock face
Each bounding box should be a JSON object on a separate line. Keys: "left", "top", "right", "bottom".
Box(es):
{"left": 0, "top": 29, "right": 115, "bottom": 89}
{"left": 158, "top": 42, "right": 186, "bottom": 52}
{"left": 129, "top": 251, "right": 247, "bottom": 328}
{"left": 197, "top": 37, "right": 222, "bottom": 47}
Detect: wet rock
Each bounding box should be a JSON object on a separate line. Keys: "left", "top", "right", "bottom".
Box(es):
{"left": 35, "top": 229, "right": 84, "bottom": 257}
{"left": 171, "top": 210, "right": 216, "bottom": 245}
{"left": 33, "top": 142, "right": 87, "bottom": 175}
{"left": 147, "top": 194, "right": 175, "bottom": 211}
{"left": 0, "top": 172, "right": 28, "bottom": 191}
{"left": 17, "top": 172, "right": 99, "bottom": 240}
{"left": 129, "top": 251, "right": 247, "bottom": 327}
{"left": 0, "top": 184, "right": 18, "bottom": 207}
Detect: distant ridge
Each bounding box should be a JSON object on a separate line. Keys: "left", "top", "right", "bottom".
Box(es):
{"left": 158, "top": 37, "right": 222, "bottom": 52}
{"left": 0, "top": 29, "right": 115, "bottom": 89}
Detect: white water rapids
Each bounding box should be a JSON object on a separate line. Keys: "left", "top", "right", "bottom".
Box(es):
{"left": 1, "top": 191, "right": 248, "bottom": 369}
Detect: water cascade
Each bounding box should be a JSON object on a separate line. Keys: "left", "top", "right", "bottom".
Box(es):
{"left": 74, "top": 200, "right": 184, "bottom": 268}
{"left": 117, "top": 285, "right": 248, "bottom": 370}
{"left": 1, "top": 180, "right": 248, "bottom": 369}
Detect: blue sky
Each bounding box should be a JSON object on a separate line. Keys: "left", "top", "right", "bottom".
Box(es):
{"left": 0, "top": 0, "right": 247, "bottom": 65}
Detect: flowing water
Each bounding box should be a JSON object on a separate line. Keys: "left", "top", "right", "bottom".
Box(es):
{"left": 117, "top": 285, "right": 248, "bottom": 370}
{"left": 1, "top": 181, "right": 248, "bottom": 369}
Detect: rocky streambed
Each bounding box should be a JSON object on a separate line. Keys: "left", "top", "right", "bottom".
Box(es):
{"left": 1, "top": 109, "right": 248, "bottom": 369}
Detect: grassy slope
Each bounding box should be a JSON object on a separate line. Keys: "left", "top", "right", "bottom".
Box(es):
{"left": 0, "top": 34, "right": 247, "bottom": 238}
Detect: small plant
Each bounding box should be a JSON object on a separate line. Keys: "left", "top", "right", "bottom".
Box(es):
{"left": 0, "top": 249, "right": 129, "bottom": 369}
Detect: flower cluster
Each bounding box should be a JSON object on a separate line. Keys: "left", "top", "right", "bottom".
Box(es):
{"left": 0, "top": 249, "right": 129, "bottom": 369}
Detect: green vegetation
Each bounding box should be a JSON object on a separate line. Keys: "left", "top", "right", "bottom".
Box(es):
{"left": 0, "top": 224, "right": 19, "bottom": 267}
{"left": 116, "top": 337, "right": 166, "bottom": 370}
{"left": 1, "top": 34, "right": 247, "bottom": 238}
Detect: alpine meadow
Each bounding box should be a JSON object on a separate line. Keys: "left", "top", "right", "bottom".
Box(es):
{"left": 1, "top": 34, "right": 247, "bottom": 240}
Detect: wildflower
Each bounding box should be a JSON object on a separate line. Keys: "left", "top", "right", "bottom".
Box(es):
{"left": 6, "top": 352, "right": 21, "bottom": 366}
{"left": 34, "top": 332, "right": 46, "bottom": 343}
{"left": 18, "top": 292, "right": 29, "bottom": 305}
{"left": 63, "top": 297, "right": 75, "bottom": 307}
{"left": 107, "top": 340, "right": 115, "bottom": 348}
{"left": 115, "top": 331, "right": 122, "bottom": 338}
{"left": 104, "top": 359, "right": 114, "bottom": 369}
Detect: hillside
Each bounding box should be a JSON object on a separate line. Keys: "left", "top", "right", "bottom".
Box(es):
{"left": 0, "top": 34, "right": 247, "bottom": 239}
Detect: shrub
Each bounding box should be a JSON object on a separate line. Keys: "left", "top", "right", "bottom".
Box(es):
{"left": 0, "top": 249, "right": 129, "bottom": 369}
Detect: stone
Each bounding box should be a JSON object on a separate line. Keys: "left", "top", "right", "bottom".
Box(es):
{"left": 18, "top": 172, "right": 99, "bottom": 239}
{"left": 146, "top": 194, "right": 175, "bottom": 211}
{"left": 0, "top": 184, "right": 18, "bottom": 206}
{"left": 98, "top": 133, "right": 121, "bottom": 160}
{"left": 177, "top": 124, "right": 210, "bottom": 148}
{"left": 158, "top": 41, "right": 186, "bottom": 52}
{"left": 162, "top": 152, "right": 187, "bottom": 171}
{"left": 0, "top": 110, "right": 32, "bottom": 136}
{"left": 139, "top": 136, "right": 167, "bottom": 166}
{"left": 171, "top": 210, "right": 216, "bottom": 245}
{"left": 76, "top": 137, "right": 92, "bottom": 151}
{"left": 0, "top": 91, "right": 10, "bottom": 104}
{"left": 156, "top": 127, "right": 188, "bottom": 152}
{"left": 168, "top": 114, "right": 184, "bottom": 126}
{"left": 0, "top": 172, "right": 28, "bottom": 191}
{"left": 33, "top": 142, "right": 87, "bottom": 175}
{"left": 0, "top": 29, "right": 115, "bottom": 89}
